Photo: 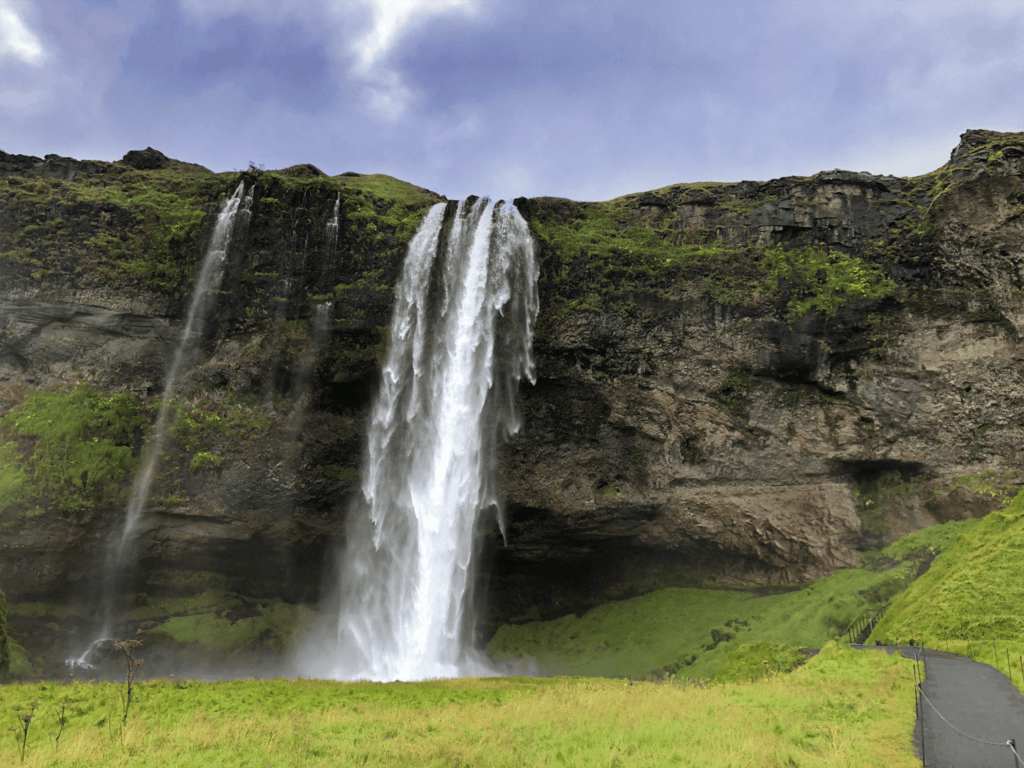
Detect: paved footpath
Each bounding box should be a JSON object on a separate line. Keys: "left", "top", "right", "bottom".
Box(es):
{"left": 856, "top": 646, "right": 1024, "bottom": 768}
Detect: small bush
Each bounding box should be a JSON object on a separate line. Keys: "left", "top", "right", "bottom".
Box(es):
{"left": 711, "top": 642, "right": 807, "bottom": 683}
{"left": 189, "top": 451, "right": 223, "bottom": 472}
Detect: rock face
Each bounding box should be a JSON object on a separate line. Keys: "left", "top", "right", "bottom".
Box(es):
{"left": 1, "top": 131, "right": 1023, "bottom": 657}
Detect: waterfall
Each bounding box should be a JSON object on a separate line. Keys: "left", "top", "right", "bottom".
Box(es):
{"left": 120, "top": 181, "right": 252, "bottom": 545}
{"left": 309, "top": 197, "right": 538, "bottom": 681}
{"left": 325, "top": 193, "right": 340, "bottom": 254}
{"left": 68, "top": 181, "right": 251, "bottom": 668}
{"left": 281, "top": 301, "right": 334, "bottom": 452}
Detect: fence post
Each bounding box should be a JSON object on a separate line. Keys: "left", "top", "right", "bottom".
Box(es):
{"left": 920, "top": 675, "right": 926, "bottom": 767}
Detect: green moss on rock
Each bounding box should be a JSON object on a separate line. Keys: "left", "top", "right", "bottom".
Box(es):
{"left": 0, "top": 384, "right": 148, "bottom": 514}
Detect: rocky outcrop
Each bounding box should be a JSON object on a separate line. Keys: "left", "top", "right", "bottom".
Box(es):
{"left": 1, "top": 131, "right": 1022, "bottom": 657}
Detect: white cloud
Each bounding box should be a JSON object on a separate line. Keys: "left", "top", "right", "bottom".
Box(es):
{"left": 351, "top": 0, "right": 474, "bottom": 73}
{"left": 347, "top": 0, "right": 477, "bottom": 120}
{"left": 0, "top": 0, "right": 45, "bottom": 65}
{"left": 177, "top": 0, "right": 478, "bottom": 120}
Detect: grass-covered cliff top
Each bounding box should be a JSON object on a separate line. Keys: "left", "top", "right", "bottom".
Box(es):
{"left": 0, "top": 151, "right": 443, "bottom": 299}
{"left": 518, "top": 129, "right": 1024, "bottom": 334}
{"left": 3, "top": 129, "right": 1020, "bottom": 335}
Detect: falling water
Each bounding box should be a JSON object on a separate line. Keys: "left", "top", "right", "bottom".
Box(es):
{"left": 69, "top": 182, "right": 252, "bottom": 668}
{"left": 281, "top": 302, "right": 334, "bottom": 451}
{"left": 325, "top": 193, "right": 340, "bottom": 253}
{"left": 310, "top": 197, "right": 538, "bottom": 681}
{"left": 120, "top": 181, "right": 252, "bottom": 545}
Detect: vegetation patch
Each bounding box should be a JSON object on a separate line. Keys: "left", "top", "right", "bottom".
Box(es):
{"left": 524, "top": 194, "right": 898, "bottom": 337}
{"left": 167, "top": 390, "right": 274, "bottom": 472}
{"left": 0, "top": 647, "right": 917, "bottom": 767}
{"left": 0, "top": 384, "right": 147, "bottom": 514}
{"left": 760, "top": 244, "right": 896, "bottom": 321}
{"left": 851, "top": 470, "right": 927, "bottom": 536}
{"left": 711, "top": 642, "right": 807, "bottom": 683}
{"left": 868, "top": 490, "right": 1024, "bottom": 692}
{"left": 489, "top": 518, "right": 971, "bottom": 681}
{"left": 55, "top": 164, "right": 224, "bottom": 294}
{"left": 127, "top": 571, "right": 317, "bottom": 657}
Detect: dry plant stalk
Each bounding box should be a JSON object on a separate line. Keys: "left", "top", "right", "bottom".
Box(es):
{"left": 13, "top": 700, "right": 38, "bottom": 764}
{"left": 113, "top": 629, "right": 144, "bottom": 724}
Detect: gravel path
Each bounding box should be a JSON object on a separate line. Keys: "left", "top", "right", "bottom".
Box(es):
{"left": 855, "top": 645, "right": 1024, "bottom": 767}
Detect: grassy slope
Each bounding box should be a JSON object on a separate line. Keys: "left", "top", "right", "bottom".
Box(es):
{"left": 868, "top": 489, "right": 1024, "bottom": 693}
{"left": 0, "top": 644, "right": 917, "bottom": 767}
{"left": 488, "top": 518, "right": 980, "bottom": 680}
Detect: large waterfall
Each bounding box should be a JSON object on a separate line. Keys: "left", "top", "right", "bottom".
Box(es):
{"left": 310, "top": 197, "right": 538, "bottom": 681}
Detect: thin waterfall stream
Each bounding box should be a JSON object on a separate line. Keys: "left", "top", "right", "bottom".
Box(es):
{"left": 301, "top": 197, "right": 538, "bottom": 681}
{"left": 69, "top": 181, "right": 252, "bottom": 668}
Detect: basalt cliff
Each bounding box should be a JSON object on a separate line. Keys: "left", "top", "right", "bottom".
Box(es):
{"left": 1, "top": 131, "right": 1022, "bottom": 672}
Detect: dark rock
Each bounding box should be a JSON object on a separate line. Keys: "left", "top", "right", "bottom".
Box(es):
{"left": 637, "top": 193, "right": 670, "bottom": 207}
{"left": 279, "top": 163, "right": 325, "bottom": 178}
{"left": 120, "top": 147, "right": 170, "bottom": 170}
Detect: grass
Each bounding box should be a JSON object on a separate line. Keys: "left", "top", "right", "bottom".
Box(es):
{"left": 711, "top": 642, "right": 809, "bottom": 684}
{"left": 0, "top": 643, "right": 918, "bottom": 767}
{"left": 488, "top": 516, "right": 979, "bottom": 681}
{"left": 868, "top": 489, "right": 1024, "bottom": 693}
{"left": 488, "top": 569, "right": 899, "bottom": 680}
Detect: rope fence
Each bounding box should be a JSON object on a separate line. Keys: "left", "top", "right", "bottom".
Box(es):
{"left": 910, "top": 648, "right": 1023, "bottom": 768}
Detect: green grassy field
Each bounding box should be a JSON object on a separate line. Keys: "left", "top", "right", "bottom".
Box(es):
{"left": 0, "top": 642, "right": 917, "bottom": 767}
{"left": 488, "top": 516, "right": 980, "bottom": 681}
{"left": 4, "top": 492, "right": 1019, "bottom": 764}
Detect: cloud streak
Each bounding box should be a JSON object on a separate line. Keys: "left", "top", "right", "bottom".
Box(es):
{"left": 0, "top": 0, "right": 45, "bottom": 65}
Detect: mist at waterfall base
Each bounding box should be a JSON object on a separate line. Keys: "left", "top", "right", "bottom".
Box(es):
{"left": 67, "top": 182, "right": 253, "bottom": 671}
{"left": 293, "top": 198, "right": 539, "bottom": 682}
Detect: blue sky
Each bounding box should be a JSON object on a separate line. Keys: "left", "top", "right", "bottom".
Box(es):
{"left": 2, "top": 0, "right": 1021, "bottom": 201}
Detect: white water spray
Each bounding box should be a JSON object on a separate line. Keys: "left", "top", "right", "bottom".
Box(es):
{"left": 69, "top": 182, "right": 252, "bottom": 668}
{"left": 281, "top": 301, "right": 333, "bottom": 450}
{"left": 307, "top": 197, "right": 538, "bottom": 681}
{"left": 325, "top": 193, "right": 340, "bottom": 253}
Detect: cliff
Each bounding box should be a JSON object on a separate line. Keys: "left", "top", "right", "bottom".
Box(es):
{"left": 1, "top": 132, "right": 1022, "bottom": 671}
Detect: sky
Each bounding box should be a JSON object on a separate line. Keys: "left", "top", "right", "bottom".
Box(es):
{"left": 1, "top": 0, "right": 1021, "bottom": 202}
